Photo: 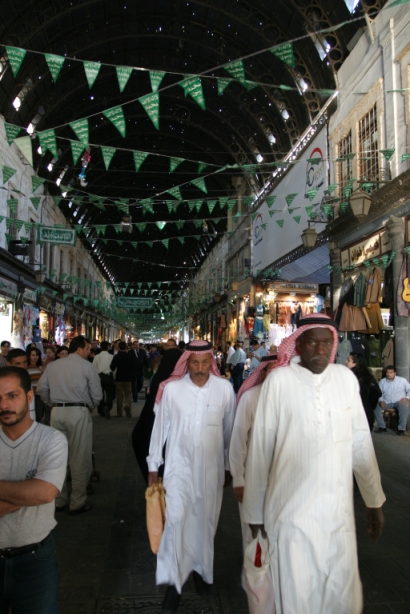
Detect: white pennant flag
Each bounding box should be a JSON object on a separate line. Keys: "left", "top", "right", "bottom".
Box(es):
{"left": 14, "top": 136, "right": 33, "bottom": 167}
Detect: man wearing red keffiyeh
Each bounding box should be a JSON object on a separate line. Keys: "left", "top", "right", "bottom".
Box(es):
{"left": 147, "top": 340, "right": 236, "bottom": 613}
{"left": 241, "top": 314, "right": 386, "bottom": 614}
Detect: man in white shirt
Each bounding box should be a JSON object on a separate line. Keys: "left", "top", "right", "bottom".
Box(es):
{"left": 228, "top": 342, "right": 247, "bottom": 393}
{"left": 0, "top": 366, "right": 68, "bottom": 613}
{"left": 148, "top": 340, "right": 236, "bottom": 613}
{"left": 374, "top": 365, "right": 410, "bottom": 435}
{"left": 226, "top": 342, "right": 235, "bottom": 364}
{"left": 247, "top": 338, "right": 268, "bottom": 374}
{"left": 93, "top": 340, "right": 115, "bottom": 419}
{"left": 243, "top": 314, "right": 385, "bottom": 614}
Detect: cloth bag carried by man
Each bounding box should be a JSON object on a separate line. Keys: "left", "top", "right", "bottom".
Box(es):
{"left": 244, "top": 534, "right": 275, "bottom": 614}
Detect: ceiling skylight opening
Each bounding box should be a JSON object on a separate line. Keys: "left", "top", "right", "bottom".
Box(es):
{"left": 11, "top": 79, "right": 33, "bottom": 110}
{"left": 37, "top": 146, "right": 42, "bottom": 154}
{"left": 282, "top": 109, "right": 290, "bottom": 120}
{"left": 56, "top": 166, "right": 68, "bottom": 186}
{"left": 12, "top": 96, "right": 21, "bottom": 110}
{"left": 256, "top": 153, "right": 264, "bottom": 163}
{"left": 343, "top": 0, "right": 360, "bottom": 12}
{"left": 0, "top": 57, "right": 7, "bottom": 81}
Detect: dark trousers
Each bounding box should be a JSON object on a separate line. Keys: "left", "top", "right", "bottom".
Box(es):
{"left": 0, "top": 532, "right": 59, "bottom": 614}
{"left": 98, "top": 373, "right": 115, "bottom": 415}
{"left": 232, "top": 363, "right": 244, "bottom": 394}
{"left": 132, "top": 372, "right": 144, "bottom": 402}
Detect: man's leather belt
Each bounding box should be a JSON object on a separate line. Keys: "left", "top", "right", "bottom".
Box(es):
{"left": 54, "top": 402, "right": 87, "bottom": 407}
{"left": 0, "top": 531, "right": 52, "bottom": 559}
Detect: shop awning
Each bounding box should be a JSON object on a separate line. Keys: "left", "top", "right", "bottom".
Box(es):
{"left": 277, "top": 243, "right": 330, "bottom": 285}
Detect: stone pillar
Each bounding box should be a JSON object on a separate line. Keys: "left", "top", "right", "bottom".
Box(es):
{"left": 329, "top": 242, "right": 342, "bottom": 312}
{"left": 386, "top": 215, "right": 408, "bottom": 379}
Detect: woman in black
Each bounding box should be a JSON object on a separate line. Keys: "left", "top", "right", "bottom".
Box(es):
{"left": 132, "top": 348, "right": 181, "bottom": 484}
{"left": 346, "top": 351, "right": 382, "bottom": 431}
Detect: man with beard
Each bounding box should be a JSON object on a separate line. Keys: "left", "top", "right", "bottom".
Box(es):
{"left": 0, "top": 367, "right": 67, "bottom": 612}
{"left": 242, "top": 314, "right": 385, "bottom": 614}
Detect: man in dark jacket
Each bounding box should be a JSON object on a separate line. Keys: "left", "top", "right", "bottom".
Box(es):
{"left": 128, "top": 340, "right": 149, "bottom": 402}
{"left": 110, "top": 342, "right": 134, "bottom": 418}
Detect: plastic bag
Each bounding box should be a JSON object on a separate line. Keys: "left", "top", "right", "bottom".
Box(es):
{"left": 145, "top": 480, "right": 166, "bottom": 554}
{"left": 244, "top": 535, "right": 275, "bottom": 614}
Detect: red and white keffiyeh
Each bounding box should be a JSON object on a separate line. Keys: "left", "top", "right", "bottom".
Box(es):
{"left": 155, "top": 340, "right": 220, "bottom": 403}
{"left": 236, "top": 313, "right": 338, "bottom": 405}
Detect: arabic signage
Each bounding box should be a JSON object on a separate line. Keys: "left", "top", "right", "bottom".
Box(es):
{"left": 253, "top": 127, "right": 328, "bottom": 274}
{"left": 38, "top": 226, "right": 76, "bottom": 245}
{"left": 117, "top": 297, "right": 153, "bottom": 309}
{"left": 271, "top": 281, "right": 318, "bottom": 294}
{"left": 342, "top": 229, "right": 391, "bottom": 268}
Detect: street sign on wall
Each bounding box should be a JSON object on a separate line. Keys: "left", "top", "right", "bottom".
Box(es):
{"left": 117, "top": 297, "right": 153, "bottom": 309}
{"left": 38, "top": 226, "right": 77, "bottom": 246}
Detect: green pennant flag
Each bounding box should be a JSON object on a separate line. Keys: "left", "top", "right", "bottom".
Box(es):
{"left": 207, "top": 200, "right": 217, "bottom": 214}
{"left": 6, "top": 218, "right": 14, "bottom": 229}
{"left": 166, "top": 186, "right": 183, "bottom": 201}
{"left": 191, "top": 177, "right": 208, "bottom": 194}
{"left": 227, "top": 231, "right": 235, "bottom": 238}
{"left": 213, "top": 217, "right": 221, "bottom": 225}
{"left": 198, "top": 162, "right": 208, "bottom": 174}
{"left": 103, "top": 106, "right": 126, "bottom": 137}
{"left": 113, "top": 224, "right": 123, "bottom": 234}
{"left": 15, "top": 219, "right": 24, "bottom": 232}
{"left": 242, "top": 196, "right": 254, "bottom": 208}
{"left": 285, "top": 193, "right": 297, "bottom": 206}
{"left": 45, "top": 53, "right": 65, "bottom": 82}
{"left": 266, "top": 195, "right": 277, "bottom": 208}
{"left": 146, "top": 241, "right": 153, "bottom": 248}
{"left": 38, "top": 128, "right": 58, "bottom": 157}
{"left": 117, "top": 240, "right": 123, "bottom": 246}
{"left": 293, "top": 215, "right": 301, "bottom": 224}
{"left": 20, "top": 236, "right": 28, "bottom": 245}
{"left": 268, "top": 211, "right": 277, "bottom": 218}
{"left": 194, "top": 200, "right": 202, "bottom": 212}
{"left": 139, "top": 92, "right": 160, "bottom": 130}
{"left": 325, "top": 184, "right": 338, "bottom": 195}
{"left": 136, "top": 222, "right": 147, "bottom": 232}
{"left": 101, "top": 146, "right": 116, "bottom": 170}
{"left": 161, "top": 239, "right": 169, "bottom": 249}
{"left": 83, "top": 61, "right": 101, "bottom": 88}
{"left": 402, "top": 153, "right": 410, "bottom": 163}
{"left": 23, "top": 221, "right": 32, "bottom": 234}
{"left": 133, "top": 151, "right": 149, "bottom": 172}
{"left": 307, "top": 157, "right": 321, "bottom": 166}
{"left": 141, "top": 198, "right": 154, "bottom": 215}
{"left": 305, "top": 205, "right": 314, "bottom": 217}
{"left": 4, "top": 123, "right": 21, "bottom": 145}
{"left": 188, "top": 200, "right": 196, "bottom": 212}
{"left": 179, "top": 76, "right": 206, "bottom": 110}
{"left": 217, "top": 78, "right": 231, "bottom": 95}
{"left": 276, "top": 219, "right": 284, "bottom": 228}
{"left": 170, "top": 157, "right": 184, "bottom": 173}
{"left": 322, "top": 204, "right": 333, "bottom": 216}
{"left": 233, "top": 211, "right": 242, "bottom": 223}
{"left": 150, "top": 70, "right": 166, "bottom": 93}
{"left": 339, "top": 201, "right": 349, "bottom": 213}
{"left": 14, "top": 136, "right": 33, "bottom": 166}
{"left": 6, "top": 198, "right": 18, "bottom": 213}
{"left": 244, "top": 80, "right": 258, "bottom": 91}
{"left": 193, "top": 235, "right": 201, "bottom": 241}
{"left": 380, "top": 149, "right": 395, "bottom": 161}
{"left": 165, "top": 201, "right": 177, "bottom": 213}
{"left": 306, "top": 188, "right": 318, "bottom": 201}
{"left": 156, "top": 221, "right": 166, "bottom": 231}
{"left": 116, "top": 65, "right": 133, "bottom": 92}
{"left": 31, "top": 176, "right": 46, "bottom": 192}
{"left": 131, "top": 242, "right": 137, "bottom": 249}
{"left": 219, "top": 196, "right": 228, "bottom": 209}
{"left": 94, "top": 225, "right": 105, "bottom": 236}
{"left": 227, "top": 199, "right": 236, "bottom": 211}
{"left": 69, "top": 118, "right": 89, "bottom": 147}
{"left": 193, "top": 219, "right": 202, "bottom": 229}
{"left": 270, "top": 42, "right": 295, "bottom": 67}
{"left": 224, "top": 59, "right": 246, "bottom": 86}
{"left": 343, "top": 186, "right": 351, "bottom": 199}
{"left": 116, "top": 203, "right": 129, "bottom": 213}
{"left": 5, "top": 46, "right": 26, "bottom": 77}
{"left": 70, "top": 140, "right": 85, "bottom": 165}
{"left": 176, "top": 220, "right": 184, "bottom": 230}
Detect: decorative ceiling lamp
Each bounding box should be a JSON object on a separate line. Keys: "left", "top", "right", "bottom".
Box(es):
{"left": 349, "top": 190, "right": 371, "bottom": 220}
{"left": 301, "top": 227, "right": 318, "bottom": 248}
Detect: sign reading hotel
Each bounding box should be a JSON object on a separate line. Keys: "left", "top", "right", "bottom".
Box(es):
{"left": 117, "top": 297, "right": 153, "bottom": 309}
{"left": 38, "top": 226, "right": 77, "bottom": 246}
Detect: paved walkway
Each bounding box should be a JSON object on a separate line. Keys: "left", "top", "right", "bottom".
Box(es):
{"left": 54, "top": 403, "right": 410, "bottom": 614}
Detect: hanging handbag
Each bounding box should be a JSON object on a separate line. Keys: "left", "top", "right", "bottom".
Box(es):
{"left": 244, "top": 534, "right": 276, "bottom": 614}
{"left": 145, "top": 479, "right": 166, "bottom": 554}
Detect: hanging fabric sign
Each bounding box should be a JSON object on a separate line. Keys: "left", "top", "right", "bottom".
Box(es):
{"left": 101, "top": 146, "right": 116, "bottom": 170}
{"left": 38, "top": 128, "right": 58, "bottom": 157}
{"left": 139, "top": 93, "right": 160, "bottom": 129}
{"left": 69, "top": 118, "right": 89, "bottom": 147}
{"left": 116, "top": 65, "right": 133, "bottom": 92}
{"left": 4, "top": 123, "right": 21, "bottom": 145}
{"left": 45, "top": 54, "right": 65, "bottom": 82}
{"left": 150, "top": 70, "right": 165, "bottom": 92}
{"left": 133, "top": 151, "right": 149, "bottom": 172}
{"left": 83, "top": 61, "right": 101, "bottom": 88}
{"left": 38, "top": 226, "right": 76, "bottom": 245}
{"left": 270, "top": 42, "right": 295, "bottom": 67}
{"left": 103, "top": 105, "right": 126, "bottom": 137}
{"left": 5, "top": 46, "right": 26, "bottom": 77}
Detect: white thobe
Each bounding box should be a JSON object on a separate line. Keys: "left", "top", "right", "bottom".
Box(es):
{"left": 242, "top": 357, "right": 386, "bottom": 614}
{"left": 147, "top": 373, "right": 236, "bottom": 593}
{"left": 229, "top": 384, "right": 262, "bottom": 588}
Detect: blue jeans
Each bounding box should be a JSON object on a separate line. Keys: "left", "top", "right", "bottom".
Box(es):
{"left": 0, "top": 532, "right": 59, "bottom": 613}
{"left": 374, "top": 400, "right": 409, "bottom": 431}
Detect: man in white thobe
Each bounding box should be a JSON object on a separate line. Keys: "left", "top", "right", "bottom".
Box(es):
{"left": 242, "top": 314, "right": 386, "bottom": 614}
{"left": 147, "top": 340, "right": 236, "bottom": 613}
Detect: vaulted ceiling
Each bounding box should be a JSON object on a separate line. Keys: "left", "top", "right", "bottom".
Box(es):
{"left": 0, "top": 0, "right": 387, "bottom": 287}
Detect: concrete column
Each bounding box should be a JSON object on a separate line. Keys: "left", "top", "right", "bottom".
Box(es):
{"left": 386, "top": 215, "right": 408, "bottom": 379}
{"left": 329, "top": 242, "right": 342, "bottom": 312}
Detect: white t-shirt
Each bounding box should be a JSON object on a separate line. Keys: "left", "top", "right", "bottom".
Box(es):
{"left": 0, "top": 421, "right": 68, "bottom": 548}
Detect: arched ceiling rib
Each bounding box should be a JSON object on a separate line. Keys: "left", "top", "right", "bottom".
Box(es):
{"left": 0, "top": 0, "right": 388, "bottom": 287}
